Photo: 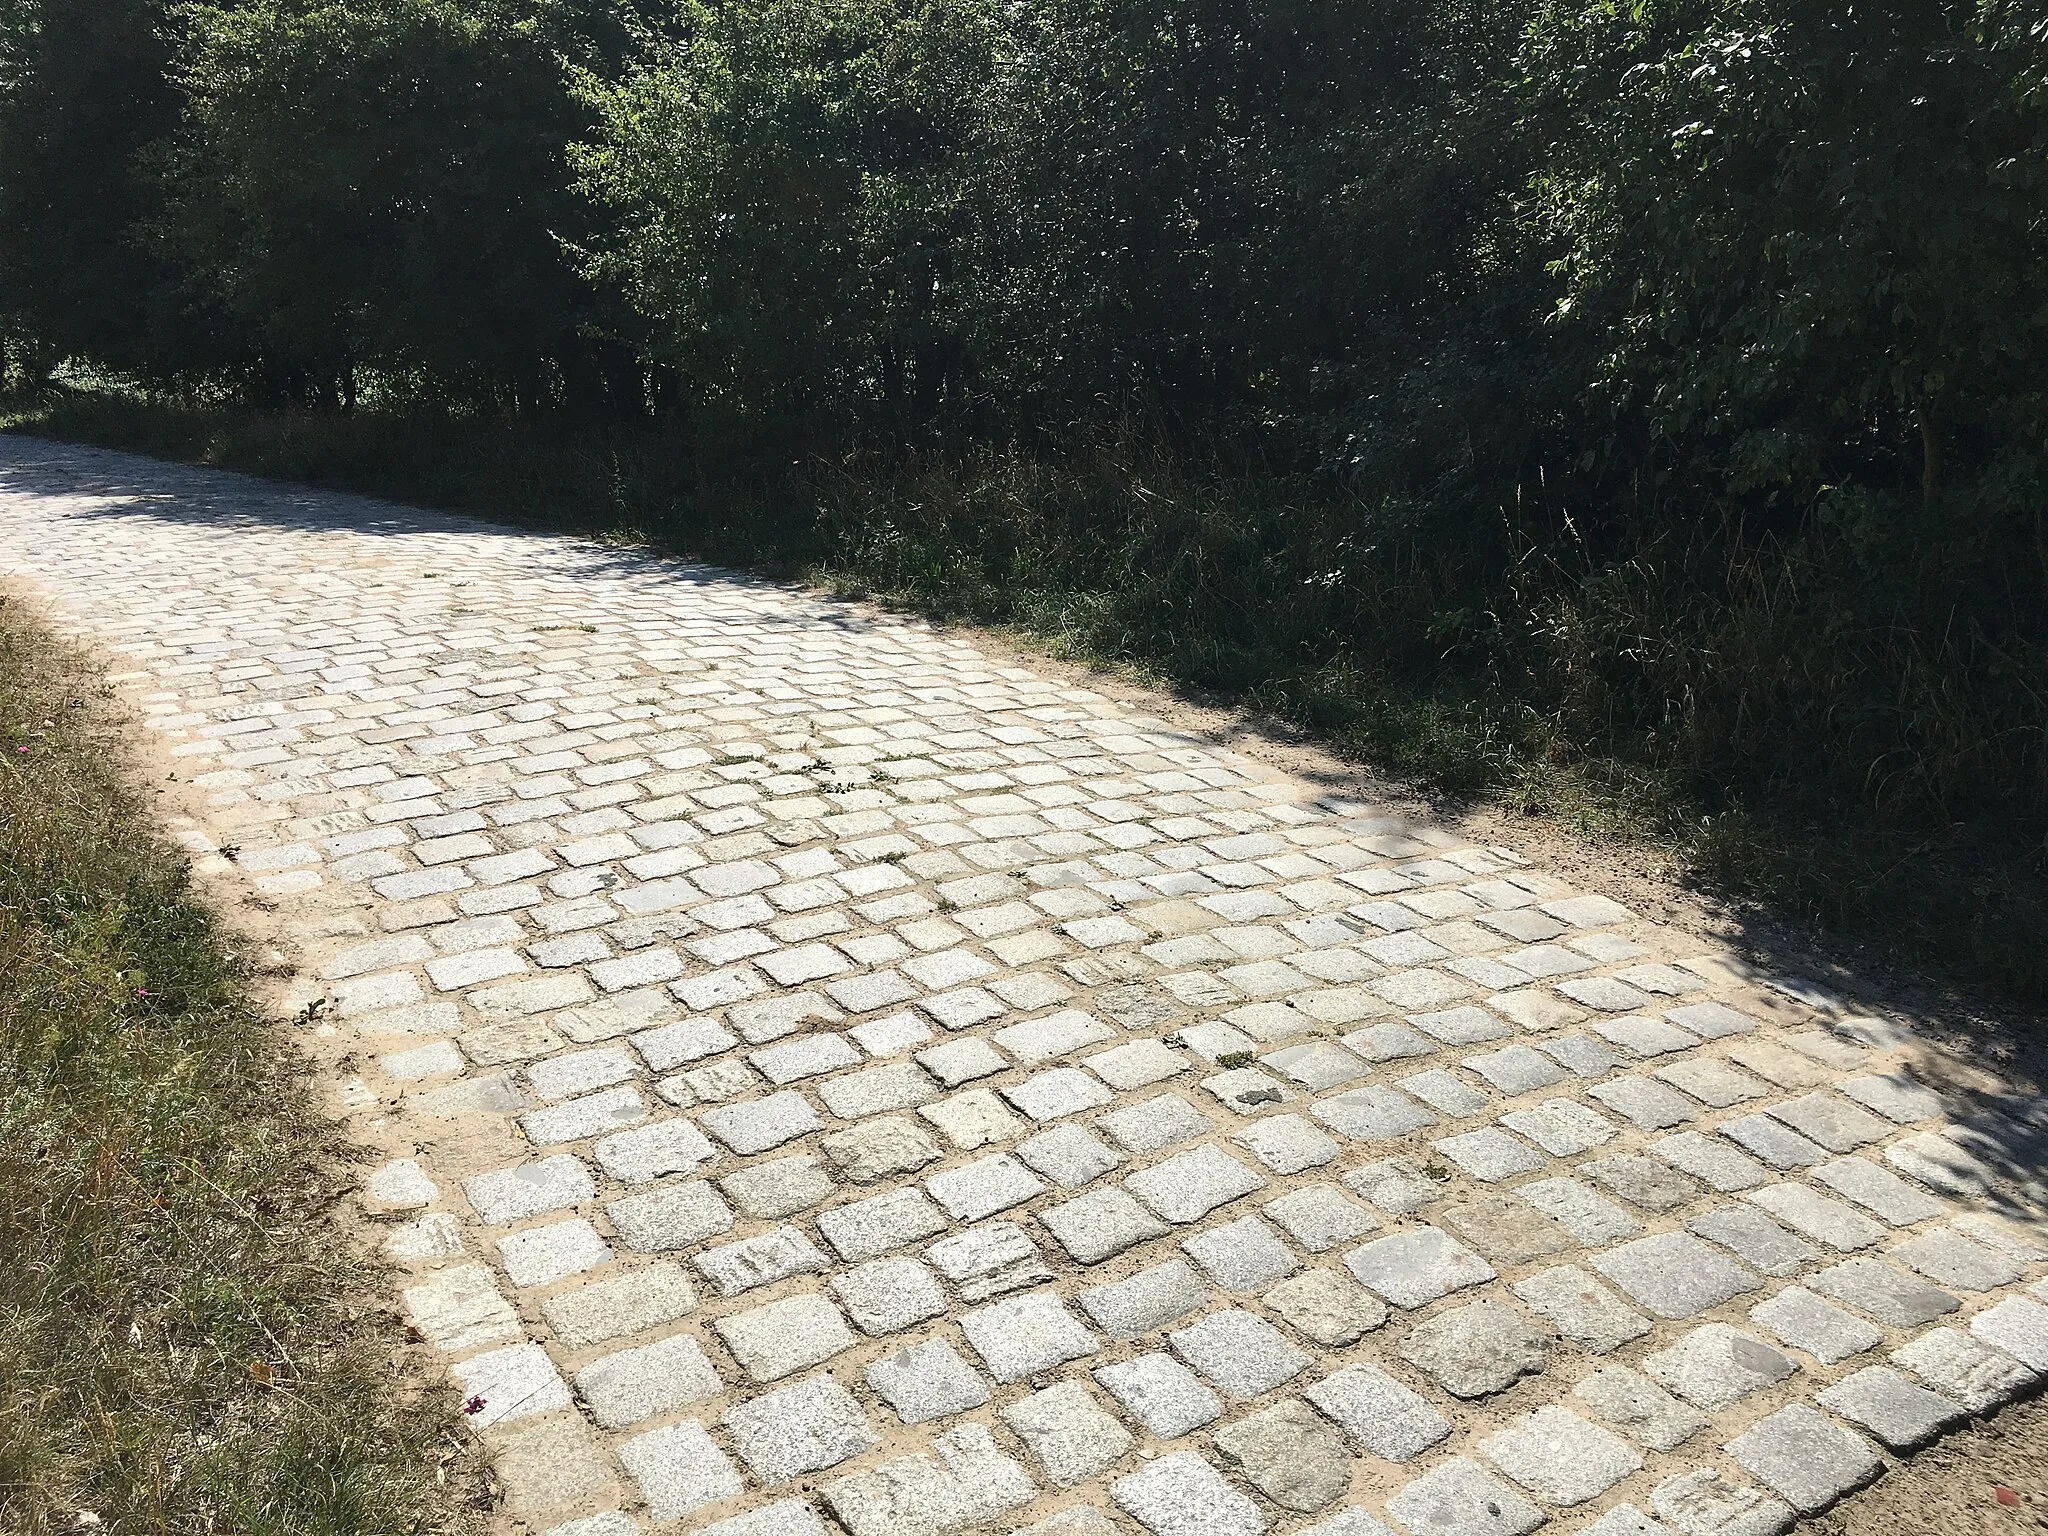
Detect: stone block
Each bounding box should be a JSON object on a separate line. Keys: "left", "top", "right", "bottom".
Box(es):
{"left": 1572, "top": 1364, "right": 1707, "bottom": 1451}
{"left": 720, "top": 1154, "right": 835, "bottom": 1218}
{"left": 1891, "top": 1325, "right": 2041, "bottom": 1410}
{"left": 1111, "top": 1453, "right": 1269, "bottom": 1536}
{"left": 960, "top": 1290, "right": 1102, "bottom": 1382}
{"left": 1263, "top": 1186, "right": 1380, "bottom": 1252}
{"left": 1002, "top": 1381, "right": 1136, "bottom": 1487}
{"left": 712, "top": 1292, "right": 858, "bottom": 1382}
{"left": 1641, "top": 1324, "right": 1795, "bottom": 1409}
{"left": 1807, "top": 1258, "right": 1960, "bottom": 1326}
{"left": 866, "top": 1338, "right": 992, "bottom": 1423}
{"left": 1169, "top": 1308, "right": 1312, "bottom": 1398}
{"left": 693, "top": 1225, "right": 830, "bottom": 1296}
{"left": 1591, "top": 1232, "right": 1760, "bottom": 1319}
{"left": 1265, "top": 1267, "right": 1389, "bottom": 1346}
{"left": 1099, "top": 1094, "right": 1213, "bottom": 1153}
{"left": 1018, "top": 1124, "right": 1123, "bottom": 1188}
{"left": 1094, "top": 1352, "right": 1225, "bottom": 1438}
{"left": 1345, "top": 1228, "right": 1496, "bottom": 1309}
{"left": 820, "top": 1423, "right": 1036, "bottom": 1536}
{"left": 1480, "top": 1405, "right": 1642, "bottom": 1506}
{"left": 817, "top": 1187, "right": 950, "bottom": 1261}
{"left": 1723, "top": 1403, "right": 1881, "bottom": 1514}
{"left": 1817, "top": 1365, "right": 1967, "bottom": 1450}
{"left": 1397, "top": 1298, "right": 1551, "bottom": 1399}
{"left": 1647, "top": 1470, "right": 1794, "bottom": 1536}
{"left": 1234, "top": 1114, "right": 1342, "bottom": 1175}
{"left": 606, "top": 1180, "right": 734, "bottom": 1252}
{"left": 576, "top": 1332, "right": 723, "bottom": 1429}
{"left": 1301, "top": 1364, "right": 1450, "bottom": 1462}
{"left": 1513, "top": 1266, "right": 1651, "bottom": 1354}
{"left": 615, "top": 1421, "right": 742, "bottom": 1523}
{"left": 1213, "top": 1399, "right": 1351, "bottom": 1514}
{"left": 831, "top": 1255, "right": 949, "bottom": 1335}
{"left": 1182, "top": 1216, "right": 1297, "bottom": 1290}
{"left": 1126, "top": 1145, "right": 1266, "bottom": 1224}
{"left": 1078, "top": 1259, "right": 1210, "bottom": 1339}
{"left": 1747, "top": 1286, "right": 1881, "bottom": 1364}
{"left": 541, "top": 1262, "right": 697, "bottom": 1347}
{"left": 1386, "top": 1457, "right": 1545, "bottom": 1536}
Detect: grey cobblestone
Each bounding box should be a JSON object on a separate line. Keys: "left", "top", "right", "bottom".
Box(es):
{"left": 17, "top": 445, "right": 2039, "bottom": 1535}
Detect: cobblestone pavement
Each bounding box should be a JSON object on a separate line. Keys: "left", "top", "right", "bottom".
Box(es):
{"left": 4, "top": 434, "right": 2046, "bottom": 1536}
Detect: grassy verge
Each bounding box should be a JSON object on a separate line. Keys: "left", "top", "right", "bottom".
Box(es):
{"left": 4, "top": 386, "right": 2044, "bottom": 1011}
{"left": 0, "top": 592, "right": 482, "bottom": 1534}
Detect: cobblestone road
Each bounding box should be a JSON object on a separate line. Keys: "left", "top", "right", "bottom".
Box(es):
{"left": 3, "top": 435, "right": 2045, "bottom": 1536}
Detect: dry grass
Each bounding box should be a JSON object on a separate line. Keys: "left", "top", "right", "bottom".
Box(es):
{"left": 0, "top": 593, "right": 487, "bottom": 1535}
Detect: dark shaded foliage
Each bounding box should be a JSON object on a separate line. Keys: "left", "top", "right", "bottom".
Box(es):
{"left": 0, "top": 0, "right": 2042, "bottom": 995}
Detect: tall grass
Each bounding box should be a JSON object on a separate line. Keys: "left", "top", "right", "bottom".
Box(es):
{"left": 0, "top": 591, "right": 480, "bottom": 1534}
{"left": 7, "top": 386, "right": 2045, "bottom": 1003}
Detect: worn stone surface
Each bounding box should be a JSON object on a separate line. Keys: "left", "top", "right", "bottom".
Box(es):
{"left": 1387, "top": 1458, "right": 1546, "bottom": 1536}
{"left": 1724, "top": 1404, "right": 1882, "bottom": 1513}
{"left": 1398, "top": 1299, "right": 1552, "bottom": 1398}
{"left": 1001, "top": 1381, "right": 1135, "bottom": 1487}
{"left": 1094, "top": 1352, "right": 1226, "bottom": 1438}
{"left": 1303, "top": 1365, "right": 1451, "bottom": 1462}
{"left": 13, "top": 439, "right": 2042, "bottom": 1533}
{"left": 1574, "top": 1364, "right": 1708, "bottom": 1452}
{"left": 723, "top": 1375, "right": 880, "bottom": 1484}
{"left": 1480, "top": 1405, "right": 1643, "bottom": 1506}
{"left": 1213, "top": 1399, "right": 1351, "bottom": 1513}
{"left": 1513, "top": 1265, "right": 1652, "bottom": 1353}
{"left": 1112, "top": 1452, "right": 1268, "bottom": 1536}
{"left": 1817, "top": 1366, "right": 1967, "bottom": 1450}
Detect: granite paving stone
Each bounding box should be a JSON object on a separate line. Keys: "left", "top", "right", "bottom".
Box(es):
{"left": 1112, "top": 1453, "right": 1269, "bottom": 1536}
{"left": 1003, "top": 1381, "right": 1136, "bottom": 1487}
{"left": 714, "top": 1292, "right": 859, "bottom": 1382}
{"left": 1439, "top": 1193, "right": 1576, "bottom": 1264}
{"left": 615, "top": 1421, "right": 743, "bottom": 1522}
{"left": 1213, "top": 1399, "right": 1352, "bottom": 1513}
{"left": 723, "top": 1374, "right": 880, "bottom": 1483}
{"left": 1168, "top": 1308, "right": 1312, "bottom": 1398}
{"left": 1263, "top": 1267, "right": 1389, "bottom": 1346}
{"left": 1747, "top": 1286, "right": 1882, "bottom": 1363}
{"left": 1641, "top": 1325, "right": 1797, "bottom": 1409}
{"left": 866, "top": 1338, "right": 994, "bottom": 1423}
{"left": 1686, "top": 1205, "right": 1819, "bottom": 1277}
{"left": 1093, "top": 1353, "right": 1226, "bottom": 1438}
{"left": 1572, "top": 1364, "right": 1707, "bottom": 1451}
{"left": 1303, "top": 1365, "right": 1451, "bottom": 1461}
{"left": 961, "top": 1291, "right": 1102, "bottom": 1381}
{"left": 1513, "top": 1266, "right": 1652, "bottom": 1353}
{"left": 1890, "top": 1326, "right": 2041, "bottom": 1410}
{"left": 1346, "top": 1228, "right": 1497, "bottom": 1309}
{"left": 1591, "top": 1233, "right": 1761, "bottom": 1319}
{"left": 1481, "top": 1405, "right": 1642, "bottom": 1506}
{"left": 1647, "top": 1469, "right": 1794, "bottom": 1536}
{"left": 1807, "top": 1258, "right": 1961, "bottom": 1326}
{"left": 575, "top": 1332, "right": 723, "bottom": 1429}
{"left": 1723, "top": 1404, "right": 1882, "bottom": 1514}
{"left": 1181, "top": 1215, "right": 1298, "bottom": 1290}
{"left": 1397, "top": 1298, "right": 1551, "bottom": 1398}
{"left": 831, "top": 1255, "right": 950, "bottom": 1335}
{"left": 16, "top": 445, "right": 2041, "bottom": 1534}
{"left": 1386, "top": 1458, "right": 1546, "bottom": 1536}
{"left": 1077, "top": 1259, "right": 1210, "bottom": 1339}
{"left": 1816, "top": 1366, "right": 1968, "bottom": 1450}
